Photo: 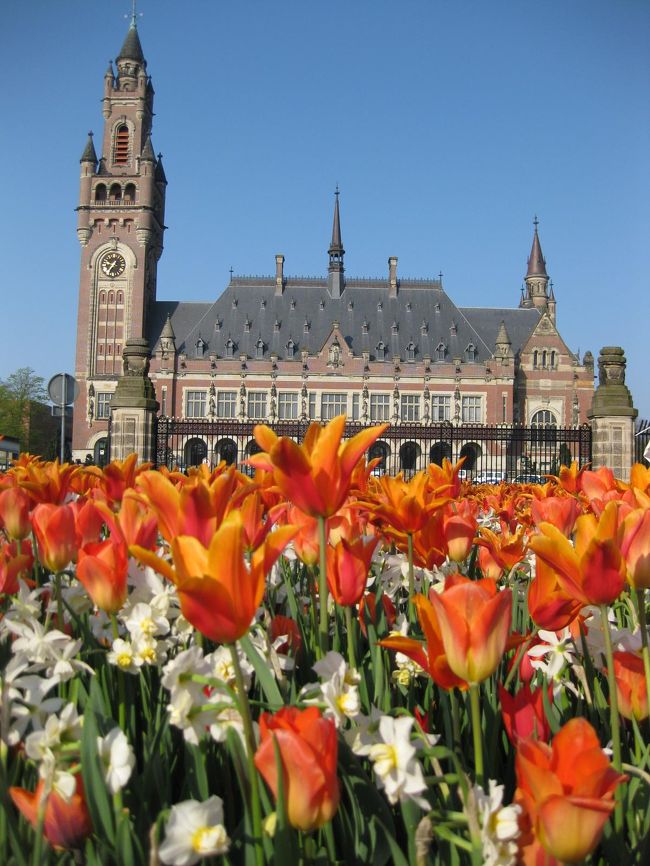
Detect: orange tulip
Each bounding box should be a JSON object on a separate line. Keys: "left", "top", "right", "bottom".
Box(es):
{"left": 0, "top": 486, "right": 32, "bottom": 540}
{"left": 269, "top": 614, "right": 303, "bottom": 657}
{"left": 619, "top": 507, "right": 650, "bottom": 590}
{"left": 427, "top": 575, "right": 512, "bottom": 684}
{"left": 409, "top": 509, "right": 447, "bottom": 571}
{"left": 367, "top": 471, "right": 446, "bottom": 539}
{"left": 475, "top": 524, "right": 528, "bottom": 578}
{"left": 499, "top": 683, "right": 551, "bottom": 744}
{"left": 612, "top": 651, "right": 648, "bottom": 721}
{"left": 275, "top": 503, "right": 320, "bottom": 566}
{"left": 440, "top": 499, "right": 478, "bottom": 562}
{"left": 580, "top": 466, "right": 622, "bottom": 510}
{"left": 530, "top": 495, "right": 581, "bottom": 538}
{"left": 380, "top": 592, "right": 468, "bottom": 691}
{"left": 72, "top": 499, "right": 105, "bottom": 547}
{"left": 359, "top": 591, "right": 396, "bottom": 637}
{"left": 250, "top": 415, "right": 389, "bottom": 518}
{"left": 326, "top": 536, "right": 378, "bottom": 607}
{"left": 132, "top": 512, "right": 296, "bottom": 644}
{"left": 11, "top": 458, "right": 80, "bottom": 505}
{"left": 111, "top": 490, "right": 159, "bottom": 550}
{"left": 528, "top": 501, "right": 626, "bottom": 606}
{"left": 10, "top": 778, "right": 92, "bottom": 850}
{"left": 630, "top": 462, "right": 650, "bottom": 494}
{"left": 254, "top": 706, "right": 340, "bottom": 831}
{"left": 515, "top": 717, "right": 626, "bottom": 864}
{"left": 426, "top": 457, "right": 465, "bottom": 499}
{"left": 31, "top": 503, "right": 78, "bottom": 573}
{"left": 76, "top": 533, "right": 129, "bottom": 613}
{"left": 527, "top": 559, "right": 582, "bottom": 631}
{"left": 0, "top": 539, "right": 34, "bottom": 595}
{"left": 551, "top": 460, "right": 585, "bottom": 495}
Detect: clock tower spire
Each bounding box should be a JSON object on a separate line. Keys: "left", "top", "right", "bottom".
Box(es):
{"left": 72, "top": 18, "right": 166, "bottom": 460}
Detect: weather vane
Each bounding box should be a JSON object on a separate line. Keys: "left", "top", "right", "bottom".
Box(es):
{"left": 125, "top": 0, "right": 143, "bottom": 26}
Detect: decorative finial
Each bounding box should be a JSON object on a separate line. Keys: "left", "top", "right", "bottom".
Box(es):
{"left": 125, "top": 0, "right": 142, "bottom": 27}
{"left": 88, "top": 130, "right": 93, "bottom": 138}
{"left": 533, "top": 214, "right": 539, "bottom": 230}
{"left": 229, "top": 267, "right": 234, "bottom": 280}
{"left": 335, "top": 184, "right": 339, "bottom": 198}
{"left": 157, "top": 152, "right": 163, "bottom": 160}
{"left": 438, "top": 271, "right": 443, "bottom": 283}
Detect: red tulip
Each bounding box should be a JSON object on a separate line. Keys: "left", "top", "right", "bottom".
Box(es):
{"left": 0, "top": 486, "right": 32, "bottom": 540}
{"left": 619, "top": 507, "right": 650, "bottom": 590}
{"left": 76, "top": 533, "right": 129, "bottom": 613}
{"left": 499, "top": 683, "right": 551, "bottom": 744}
{"left": 254, "top": 706, "right": 340, "bottom": 831}
{"left": 326, "top": 536, "right": 378, "bottom": 607}
{"left": 31, "top": 503, "right": 78, "bottom": 573}
{"left": 530, "top": 495, "right": 581, "bottom": 537}
{"left": 0, "top": 539, "right": 34, "bottom": 595}
{"left": 10, "top": 778, "right": 92, "bottom": 850}
{"left": 613, "top": 651, "right": 648, "bottom": 721}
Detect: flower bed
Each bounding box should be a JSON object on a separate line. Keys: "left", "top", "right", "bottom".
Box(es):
{"left": 0, "top": 416, "right": 648, "bottom": 865}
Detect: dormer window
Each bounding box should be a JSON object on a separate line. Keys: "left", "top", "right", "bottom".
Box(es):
{"left": 376, "top": 341, "right": 386, "bottom": 360}
{"left": 195, "top": 337, "right": 206, "bottom": 358}
{"left": 225, "top": 339, "right": 235, "bottom": 358}
{"left": 406, "top": 342, "right": 416, "bottom": 361}
{"left": 377, "top": 302, "right": 383, "bottom": 312}
{"left": 244, "top": 318, "right": 251, "bottom": 332}
{"left": 260, "top": 299, "right": 266, "bottom": 309}
{"left": 420, "top": 321, "right": 428, "bottom": 335}
{"left": 255, "top": 339, "right": 264, "bottom": 359}
{"left": 436, "top": 342, "right": 446, "bottom": 361}
{"left": 286, "top": 339, "right": 295, "bottom": 358}
{"left": 347, "top": 300, "right": 354, "bottom": 311}
{"left": 465, "top": 343, "right": 477, "bottom": 362}
{"left": 362, "top": 320, "right": 369, "bottom": 334}
{"left": 303, "top": 319, "right": 310, "bottom": 333}
{"left": 273, "top": 319, "right": 280, "bottom": 333}
{"left": 114, "top": 124, "right": 130, "bottom": 165}
{"left": 290, "top": 298, "right": 296, "bottom": 310}
{"left": 319, "top": 299, "right": 325, "bottom": 310}
{"left": 391, "top": 322, "right": 399, "bottom": 335}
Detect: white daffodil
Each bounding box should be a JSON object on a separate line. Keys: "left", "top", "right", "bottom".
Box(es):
{"left": 162, "top": 647, "right": 210, "bottom": 697}
{"left": 97, "top": 728, "right": 135, "bottom": 794}
{"left": 8, "top": 674, "right": 63, "bottom": 744}
{"left": 386, "top": 617, "right": 424, "bottom": 686}
{"left": 345, "top": 706, "right": 384, "bottom": 756}
{"left": 159, "top": 796, "right": 230, "bottom": 866}
{"left": 124, "top": 602, "right": 170, "bottom": 641}
{"left": 204, "top": 644, "right": 253, "bottom": 692}
{"left": 107, "top": 638, "right": 143, "bottom": 675}
{"left": 133, "top": 634, "right": 169, "bottom": 668}
{"left": 473, "top": 780, "right": 521, "bottom": 866}
{"left": 303, "top": 652, "right": 361, "bottom": 728}
{"left": 367, "top": 715, "right": 429, "bottom": 809}
{"left": 527, "top": 628, "right": 575, "bottom": 679}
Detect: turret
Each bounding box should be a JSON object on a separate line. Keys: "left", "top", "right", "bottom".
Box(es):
{"left": 525, "top": 217, "right": 550, "bottom": 311}
{"left": 327, "top": 188, "right": 345, "bottom": 298}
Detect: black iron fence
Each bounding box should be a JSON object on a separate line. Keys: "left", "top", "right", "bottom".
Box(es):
{"left": 154, "top": 418, "right": 592, "bottom": 480}
{"left": 635, "top": 418, "right": 650, "bottom": 467}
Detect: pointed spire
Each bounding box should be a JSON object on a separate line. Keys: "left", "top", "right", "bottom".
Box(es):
{"left": 105, "top": 60, "right": 115, "bottom": 79}
{"left": 155, "top": 153, "right": 167, "bottom": 184}
{"left": 161, "top": 314, "right": 175, "bottom": 340}
{"left": 141, "top": 134, "right": 156, "bottom": 163}
{"left": 80, "top": 131, "right": 97, "bottom": 164}
{"left": 526, "top": 215, "right": 548, "bottom": 277}
{"left": 116, "top": 18, "right": 146, "bottom": 66}
{"left": 495, "top": 320, "right": 511, "bottom": 347}
{"left": 329, "top": 186, "right": 344, "bottom": 256}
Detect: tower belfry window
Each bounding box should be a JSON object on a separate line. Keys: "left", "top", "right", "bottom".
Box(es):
{"left": 114, "top": 125, "right": 130, "bottom": 165}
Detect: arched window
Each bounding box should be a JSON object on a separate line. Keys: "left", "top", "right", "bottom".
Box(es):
{"left": 93, "top": 437, "right": 109, "bottom": 467}
{"left": 542, "top": 350, "right": 547, "bottom": 369}
{"left": 99, "top": 291, "right": 106, "bottom": 304}
{"left": 436, "top": 343, "right": 446, "bottom": 361}
{"left": 114, "top": 125, "right": 130, "bottom": 165}
{"left": 184, "top": 438, "right": 207, "bottom": 469}
{"left": 109, "top": 183, "right": 122, "bottom": 202}
{"left": 399, "top": 442, "right": 420, "bottom": 476}
{"left": 116, "top": 291, "right": 123, "bottom": 304}
{"left": 195, "top": 337, "right": 206, "bottom": 358}
{"left": 531, "top": 409, "right": 557, "bottom": 443}
{"left": 286, "top": 339, "right": 295, "bottom": 359}
{"left": 406, "top": 342, "right": 416, "bottom": 361}
{"left": 225, "top": 339, "right": 235, "bottom": 358}
{"left": 108, "top": 291, "right": 115, "bottom": 304}
{"left": 533, "top": 350, "right": 539, "bottom": 369}
{"left": 368, "top": 441, "right": 390, "bottom": 476}
{"left": 465, "top": 343, "right": 477, "bottom": 362}
{"left": 214, "top": 438, "right": 238, "bottom": 467}
{"left": 95, "top": 184, "right": 107, "bottom": 202}
{"left": 124, "top": 183, "right": 136, "bottom": 203}
{"left": 255, "top": 339, "right": 264, "bottom": 359}
{"left": 430, "top": 442, "right": 452, "bottom": 466}
{"left": 376, "top": 341, "right": 385, "bottom": 360}
{"left": 550, "top": 350, "right": 556, "bottom": 369}
{"left": 459, "top": 442, "right": 482, "bottom": 473}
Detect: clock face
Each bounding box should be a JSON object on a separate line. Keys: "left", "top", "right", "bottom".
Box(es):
{"left": 101, "top": 251, "right": 126, "bottom": 278}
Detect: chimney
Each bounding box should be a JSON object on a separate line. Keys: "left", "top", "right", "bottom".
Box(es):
{"left": 275, "top": 254, "right": 285, "bottom": 296}
{"left": 388, "top": 256, "right": 398, "bottom": 297}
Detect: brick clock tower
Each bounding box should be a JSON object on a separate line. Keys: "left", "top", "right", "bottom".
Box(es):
{"left": 72, "top": 18, "right": 166, "bottom": 461}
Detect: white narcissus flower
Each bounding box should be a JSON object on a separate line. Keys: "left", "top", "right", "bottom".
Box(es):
{"left": 159, "top": 796, "right": 230, "bottom": 866}
{"left": 368, "top": 715, "right": 429, "bottom": 809}
{"left": 303, "top": 651, "right": 361, "bottom": 728}
{"left": 204, "top": 645, "right": 253, "bottom": 692}
{"left": 97, "top": 728, "right": 135, "bottom": 794}
{"left": 124, "top": 602, "right": 170, "bottom": 640}
{"left": 527, "top": 628, "right": 575, "bottom": 679}
{"left": 473, "top": 780, "right": 521, "bottom": 866}
{"left": 107, "top": 638, "right": 143, "bottom": 675}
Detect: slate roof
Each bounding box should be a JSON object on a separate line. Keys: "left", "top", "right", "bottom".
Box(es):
{"left": 147, "top": 278, "right": 541, "bottom": 364}
{"left": 116, "top": 23, "right": 146, "bottom": 66}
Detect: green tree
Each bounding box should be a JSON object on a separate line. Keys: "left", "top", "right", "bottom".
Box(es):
{"left": 0, "top": 368, "right": 57, "bottom": 457}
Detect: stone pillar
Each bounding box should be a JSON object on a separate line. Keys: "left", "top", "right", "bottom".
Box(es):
{"left": 587, "top": 346, "right": 637, "bottom": 482}
{"left": 109, "top": 338, "right": 159, "bottom": 463}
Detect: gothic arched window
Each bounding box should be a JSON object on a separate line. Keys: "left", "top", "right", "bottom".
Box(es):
{"left": 94, "top": 184, "right": 107, "bottom": 202}
{"left": 114, "top": 125, "right": 130, "bottom": 165}
{"left": 109, "top": 183, "right": 122, "bottom": 202}
{"left": 436, "top": 342, "right": 446, "bottom": 361}
{"left": 465, "top": 343, "right": 477, "bottom": 362}
{"left": 124, "top": 183, "right": 136, "bottom": 203}
{"left": 406, "top": 342, "right": 416, "bottom": 361}
{"left": 376, "top": 341, "right": 385, "bottom": 361}
{"left": 225, "top": 339, "right": 235, "bottom": 359}
{"left": 286, "top": 339, "right": 295, "bottom": 359}
{"left": 255, "top": 339, "right": 264, "bottom": 359}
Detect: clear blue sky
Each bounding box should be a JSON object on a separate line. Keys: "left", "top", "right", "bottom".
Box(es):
{"left": 1, "top": 0, "right": 649, "bottom": 417}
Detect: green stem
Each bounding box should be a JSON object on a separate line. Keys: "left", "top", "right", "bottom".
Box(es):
{"left": 344, "top": 605, "right": 357, "bottom": 670}
{"left": 31, "top": 788, "right": 46, "bottom": 866}
{"left": 449, "top": 688, "right": 461, "bottom": 752}
{"left": 469, "top": 684, "right": 484, "bottom": 787}
{"left": 407, "top": 532, "right": 415, "bottom": 620}
{"left": 111, "top": 614, "right": 126, "bottom": 730}
{"left": 317, "top": 516, "right": 329, "bottom": 659}
{"left": 635, "top": 589, "right": 650, "bottom": 733}
{"left": 54, "top": 572, "right": 64, "bottom": 630}
{"left": 229, "top": 643, "right": 264, "bottom": 866}
{"left": 600, "top": 604, "right": 623, "bottom": 834}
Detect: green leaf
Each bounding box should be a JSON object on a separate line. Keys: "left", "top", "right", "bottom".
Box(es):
{"left": 239, "top": 633, "right": 283, "bottom": 708}
{"left": 80, "top": 680, "right": 116, "bottom": 846}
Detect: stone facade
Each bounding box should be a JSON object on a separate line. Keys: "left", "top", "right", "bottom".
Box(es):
{"left": 588, "top": 347, "right": 638, "bottom": 481}
{"left": 72, "top": 22, "right": 595, "bottom": 467}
